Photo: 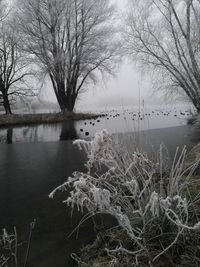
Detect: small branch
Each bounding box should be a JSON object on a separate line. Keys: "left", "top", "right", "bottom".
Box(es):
{"left": 23, "top": 219, "right": 36, "bottom": 267}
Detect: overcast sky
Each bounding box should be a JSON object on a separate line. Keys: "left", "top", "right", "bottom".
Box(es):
{"left": 40, "top": 0, "right": 168, "bottom": 110}
{"left": 76, "top": 0, "right": 156, "bottom": 110}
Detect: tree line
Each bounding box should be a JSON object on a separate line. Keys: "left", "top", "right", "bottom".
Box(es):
{"left": 0, "top": 0, "right": 200, "bottom": 115}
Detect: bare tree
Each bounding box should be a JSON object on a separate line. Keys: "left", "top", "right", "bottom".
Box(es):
{"left": 18, "top": 0, "right": 119, "bottom": 112}
{"left": 0, "top": 24, "right": 35, "bottom": 114}
{"left": 124, "top": 0, "right": 200, "bottom": 112}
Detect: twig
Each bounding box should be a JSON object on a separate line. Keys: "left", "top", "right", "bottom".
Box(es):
{"left": 23, "top": 219, "right": 36, "bottom": 267}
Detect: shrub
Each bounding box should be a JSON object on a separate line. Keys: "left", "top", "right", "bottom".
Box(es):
{"left": 50, "top": 130, "right": 200, "bottom": 266}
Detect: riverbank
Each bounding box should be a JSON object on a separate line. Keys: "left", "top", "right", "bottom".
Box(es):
{"left": 0, "top": 112, "right": 104, "bottom": 127}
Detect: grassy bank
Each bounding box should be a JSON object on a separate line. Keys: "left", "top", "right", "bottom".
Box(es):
{"left": 0, "top": 112, "right": 104, "bottom": 127}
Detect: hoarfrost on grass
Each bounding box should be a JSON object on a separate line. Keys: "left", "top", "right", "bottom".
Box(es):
{"left": 50, "top": 129, "right": 200, "bottom": 266}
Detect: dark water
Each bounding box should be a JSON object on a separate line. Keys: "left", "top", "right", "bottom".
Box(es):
{"left": 0, "top": 113, "right": 199, "bottom": 266}
{"left": 0, "top": 122, "right": 118, "bottom": 266}
{"left": 0, "top": 140, "right": 87, "bottom": 266}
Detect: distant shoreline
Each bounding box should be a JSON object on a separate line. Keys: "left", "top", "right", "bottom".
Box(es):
{"left": 0, "top": 112, "right": 104, "bottom": 127}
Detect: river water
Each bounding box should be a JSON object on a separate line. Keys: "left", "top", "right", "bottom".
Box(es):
{"left": 0, "top": 105, "right": 199, "bottom": 266}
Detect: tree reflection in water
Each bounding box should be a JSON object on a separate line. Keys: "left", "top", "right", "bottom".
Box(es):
{"left": 60, "top": 121, "right": 78, "bottom": 141}
{"left": 0, "top": 128, "right": 13, "bottom": 144}
{"left": 6, "top": 128, "right": 13, "bottom": 144}
{"left": 0, "top": 121, "right": 80, "bottom": 144}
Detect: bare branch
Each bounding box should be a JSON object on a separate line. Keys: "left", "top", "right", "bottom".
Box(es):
{"left": 17, "top": 0, "right": 120, "bottom": 111}
{"left": 124, "top": 0, "right": 200, "bottom": 112}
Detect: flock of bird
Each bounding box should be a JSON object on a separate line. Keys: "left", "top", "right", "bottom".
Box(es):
{"left": 79, "top": 108, "right": 193, "bottom": 137}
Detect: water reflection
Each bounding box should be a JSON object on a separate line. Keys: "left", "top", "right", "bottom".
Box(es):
{"left": 60, "top": 121, "right": 78, "bottom": 141}
{"left": 0, "top": 128, "right": 13, "bottom": 144}
{"left": 0, "top": 104, "right": 195, "bottom": 144}
{"left": 0, "top": 121, "right": 79, "bottom": 143}
{"left": 6, "top": 128, "right": 13, "bottom": 144}
{"left": 0, "top": 140, "right": 89, "bottom": 266}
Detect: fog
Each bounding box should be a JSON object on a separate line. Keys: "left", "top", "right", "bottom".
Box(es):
{"left": 30, "top": 0, "right": 185, "bottom": 111}
{"left": 71, "top": 0, "right": 175, "bottom": 110}
{"left": 77, "top": 0, "right": 147, "bottom": 110}
{"left": 30, "top": 0, "right": 143, "bottom": 110}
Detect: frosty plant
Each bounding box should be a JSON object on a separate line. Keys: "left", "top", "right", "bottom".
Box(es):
{"left": 50, "top": 130, "right": 200, "bottom": 266}
{"left": 0, "top": 220, "right": 36, "bottom": 267}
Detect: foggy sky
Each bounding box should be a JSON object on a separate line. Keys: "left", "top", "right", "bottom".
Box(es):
{"left": 39, "top": 0, "right": 169, "bottom": 110}
{"left": 77, "top": 0, "right": 156, "bottom": 110}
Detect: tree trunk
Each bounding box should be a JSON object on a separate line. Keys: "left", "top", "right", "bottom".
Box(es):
{"left": 65, "top": 93, "right": 76, "bottom": 112}
{"left": 196, "top": 99, "right": 200, "bottom": 113}
{"left": 3, "top": 94, "right": 12, "bottom": 115}
{"left": 51, "top": 77, "right": 77, "bottom": 112}
{"left": 56, "top": 93, "right": 76, "bottom": 112}
{"left": 56, "top": 88, "right": 77, "bottom": 112}
{"left": 191, "top": 96, "right": 200, "bottom": 113}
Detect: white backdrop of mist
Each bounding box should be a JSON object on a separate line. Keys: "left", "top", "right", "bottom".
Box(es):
{"left": 14, "top": 0, "right": 189, "bottom": 111}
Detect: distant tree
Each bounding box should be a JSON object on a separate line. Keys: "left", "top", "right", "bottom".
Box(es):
{"left": 124, "top": 0, "right": 200, "bottom": 112}
{"left": 0, "top": 24, "right": 35, "bottom": 114}
{"left": 18, "top": 0, "right": 119, "bottom": 112}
